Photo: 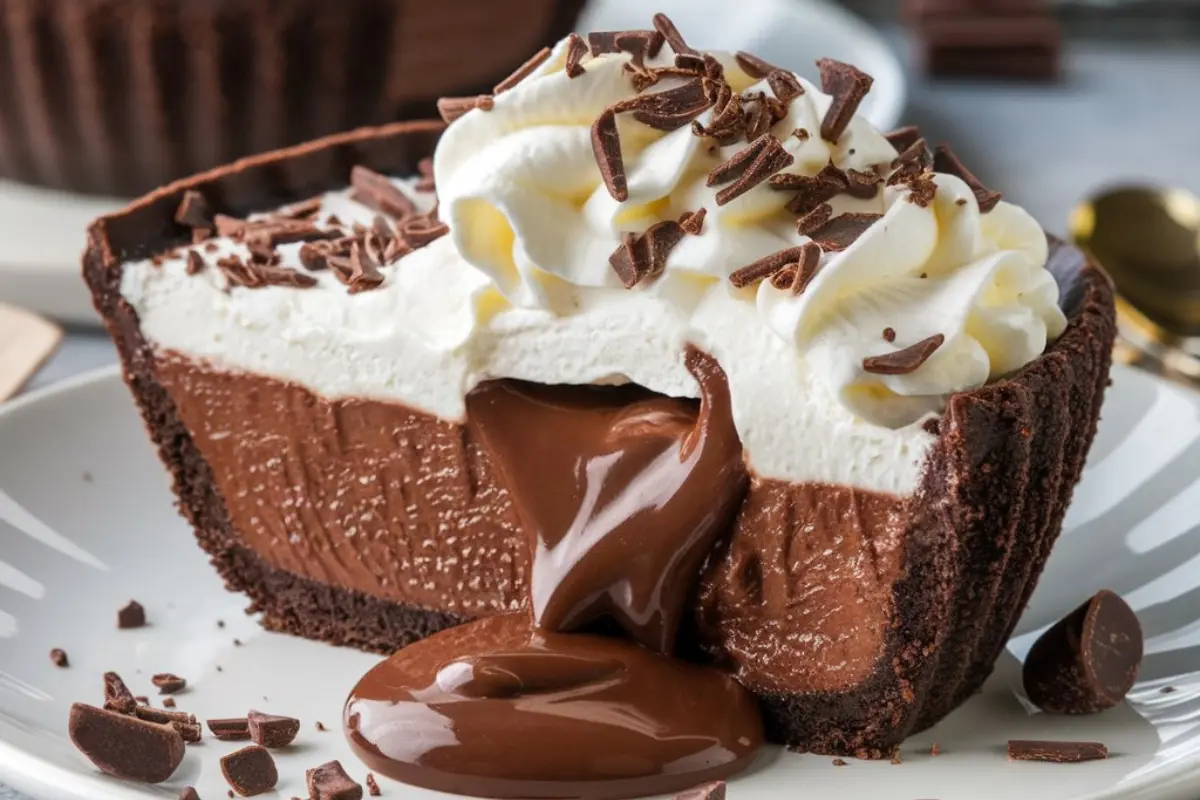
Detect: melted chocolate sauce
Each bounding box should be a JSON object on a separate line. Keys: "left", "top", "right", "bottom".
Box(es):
{"left": 344, "top": 350, "right": 762, "bottom": 799}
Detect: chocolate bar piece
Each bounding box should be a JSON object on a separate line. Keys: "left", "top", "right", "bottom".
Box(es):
{"left": 906, "top": 0, "right": 1062, "bottom": 81}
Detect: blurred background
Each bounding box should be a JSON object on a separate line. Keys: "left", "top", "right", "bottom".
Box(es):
{"left": 0, "top": 0, "right": 1198, "bottom": 401}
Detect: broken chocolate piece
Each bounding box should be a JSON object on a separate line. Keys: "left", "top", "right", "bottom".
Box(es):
{"left": 734, "top": 51, "right": 783, "bottom": 80}
{"left": 817, "top": 59, "right": 874, "bottom": 143}
{"left": 117, "top": 600, "right": 146, "bottom": 629}
{"left": 179, "top": 788, "right": 201, "bottom": 800}
{"left": 609, "top": 221, "right": 687, "bottom": 288}
{"left": 175, "top": 191, "right": 211, "bottom": 230}
{"left": 933, "top": 144, "right": 1002, "bottom": 211}
{"left": 163, "top": 697, "right": 177, "bottom": 708}
{"left": 152, "top": 673, "right": 187, "bottom": 694}
{"left": 365, "top": 773, "right": 381, "bottom": 796}
{"left": 588, "top": 30, "right": 664, "bottom": 70}
{"left": 350, "top": 165, "right": 417, "bottom": 220}
{"left": 50, "top": 648, "right": 68, "bottom": 667}
{"left": 103, "top": 671, "right": 137, "bottom": 715}
{"left": 1007, "top": 740, "right": 1108, "bottom": 763}
{"left": 709, "top": 135, "right": 794, "bottom": 205}
{"left": 247, "top": 709, "right": 301, "bottom": 748}
{"left": 495, "top": 46, "right": 552, "bottom": 94}
{"left": 892, "top": 137, "right": 931, "bottom": 169}
{"left": 221, "top": 745, "right": 278, "bottom": 797}
{"left": 436, "top": 95, "right": 494, "bottom": 125}
{"left": 207, "top": 717, "right": 251, "bottom": 741}
{"left": 863, "top": 334, "right": 945, "bottom": 375}
{"left": 307, "top": 760, "right": 364, "bottom": 800}
{"left": 68, "top": 702, "right": 185, "bottom": 783}
{"left": 565, "top": 33, "right": 588, "bottom": 78}
{"left": 809, "top": 212, "right": 881, "bottom": 251}
{"left": 592, "top": 107, "right": 628, "bottom": 201}
{"left": 767, "top": 70, "right": 804, "bottom": 103}
{"left": 653, "top": 13, "right": 695, "bottom": 56}
{"left": 672, "top": 780, "right": 726, "bottom": 800}
{"left": 1023, "top": 589, "right": 1143, "bottom": 715}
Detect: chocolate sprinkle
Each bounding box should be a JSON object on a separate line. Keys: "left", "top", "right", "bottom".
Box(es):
{"left": 1007, "top": 740, "right": 1109, "bottom": 763}
{"left": 863, "top": 334, "right": 945, "bottom": 375}
{"left": 186, "top": 251, "right": 206, "bottom": 276}
{"left": 735, "top": 51, "right": 784, "bottom": 79}
{"left": 592, "top": 107, "right": 628, "bottom": 201}
{"left": 69, "top": 703, "right": 185, "bottom": 784}
{"left": 350, "top": 165, "right": 417, "bottom": 221}
{"left": 933, "top": 145, "right": 1002, "bottom": 212}
{"left": 817, "top": 59, "right": 874, "bottom": 143}
{"left": 307, "top": 760, "right": 364, "bottom": 800}
{"left": 609, "top": 220, "right": 686, "bottom": 288}
{"left": 729, "top": 245, "right": 810, "bottom": 288}
{"left": 50, "top": 648, "right": 68, "bottom": 667}
{"left": 679, "top": 208, "right": 707, "bottom": 235}
{"left": 436, "top": 94, "right": 494, "bottom": 125}
{"left": 207, "top": 717, "right": 251, "bottom": 741}
{"left": 809, "top": 211, "right": 882, "bottom": 251}
{"left": 152, "top": 673, "right": 186, "bottom": 694}
{"left": 494, "top": 46, "right": 552, "bottom": 94}
{"left": 653, "top": 13, "right": 695, "bottom": 56}
{"left": 883, "top": 327, "right": 896, "bottom": 342}
{"left": 672, "top": 780, "right": 726, "bottom": 800}
{"left": 175, "top": 191, "right": 211, "bottom": 230}
{"left": 565, "top": 33, "right": 588, "bottom": 78}
{"left": 247, "top": 710, "right": 301, "bottom": 748}
{"left": 117, "top": 600, "right": 146, "bottom": 629}
{"left": 104, "top": 671, "right": 137, "bottom": 715}
{"left": 710, "top": 134, "right": 794, "bottom": 205}
{"left": 221, "top": 745, "right": 278, "bottom": 797}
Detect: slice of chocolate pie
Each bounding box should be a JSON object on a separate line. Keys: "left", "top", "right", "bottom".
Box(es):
{"left": 85, "top": 15, "right": 1115, "bottom": 769}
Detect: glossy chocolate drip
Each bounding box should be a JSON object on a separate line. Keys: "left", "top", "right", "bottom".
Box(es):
{"left": 344, "top": 349, "right": 762, "bottom": 799}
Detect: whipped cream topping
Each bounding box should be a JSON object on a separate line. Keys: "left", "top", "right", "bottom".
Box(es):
{"left": 120, "top": 27, "right": 1068, "bottom": 496}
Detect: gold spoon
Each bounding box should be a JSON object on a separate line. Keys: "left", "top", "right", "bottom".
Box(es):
{"left": 1071, "top": 185, "right": 1200, "bottom": 383}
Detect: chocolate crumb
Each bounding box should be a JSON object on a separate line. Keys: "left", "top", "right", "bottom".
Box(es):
{"left": 592, "top": 107, "right": 628, "bottom": 201}
{"left": 1007, "top": 740, "right": 1108, "bottom": 763}
{"left": 956, "top": 198, "right": 968, "bottom": 206}
{"left": 710, "top": 134, "right": 794, "bottom": 205}
{"left": 217, "top": 619, "right": 225, "bottom": 628}
{"left": 609, "top": 221, "right": 686, "bottom": 288}
{"left": 221, "top": 745, "right": 278, "bottom": 797}
{"left": 247, "top": 710, "right": 301, "bottom": 748}
{"left": 69, "top": 703, "right": 185, "bottom": 784}
{"left": 923, "top": 418, "right": 941, "bottom": 436}
{"left": 175, "top": 191, "right": 211, "bottom": 229}
{"left": 793, "top": 128, "right": 810, "bottom": 142}
{"left": 1161, "top": 686, "right": 1177, "bottom": 694}
{"left": 679, "top": 208, "right": 707, "bottom": 235}
{"left": 233, "top": 638, "right": 242, "bottom": 647}
{"left": 307, "top": 760, "right": 363, "bottom": 800}
{"left": 179, "top": 788, "right": 200, "bottom": 800}
{"left": 817, "top": 59, "right": 874, "bottom": 142}
{"left": 82, "top": 471, "right": 93, "bottom": 483}
{"left": 904, "top": 172, "right": 938, "bottom": 208}
{"left": 366, "top": 773, "right": 381, "bottom": 796}
{"left": 152, "top": 673, "right": 186, "bottom": 695}
{"left": 863, "top": 334, "right": 945, "bottom": 375}
{"left": 163, "top": 697, "right": 176, "bottom": 708}
{"left": 832, "top": 758, "right": 847, "bottom": 766}
{"left": 932, "top": 144, "right": 1002, "bottom": 212}
{"left": 315, "top": 720, "right": 327, "bottom": 731}
{"left": 930, "top": 742, "right": 941, "bottom": 756}
{"left": 565, "top": 33, "right": 588, "bottom": 78}
{"left": 436, "top": 94, "right": 494, "bottom": 125}
{"left": 495, "top": 46, "right": 552, "bottom": 93}
{"left": 103, "top": 671, "right": 137, "bottom": 715}
{"left": 809, "top": 212, "right": 881, "bottom": 251}
{"left": 207, "top": 717, "right": 251, "bottom": 741}
{"left": 883, "top": 327, "right": 896, "bottom": 342}
{"left": 653, "top": 13, "right": 695, "bottom": 56}
{"left": 671, "top": 780, "right": 725, "bottom": 800}
{"left": 735, "top": 51, "right": 784, "bottom": 79}
{"left": 117, "top": 600, "right": 146, "bottom": 629}
{"left": 50, "top": 648, "right": 68, "bottom": 667}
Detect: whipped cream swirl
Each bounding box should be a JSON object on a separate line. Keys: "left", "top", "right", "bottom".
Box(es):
{"left": 435, "top": 33, "right": 1066, "bottom": 428}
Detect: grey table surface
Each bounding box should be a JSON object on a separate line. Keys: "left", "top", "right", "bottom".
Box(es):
{"left": 6, "top": 12, "right": 1200, "bottom": 800}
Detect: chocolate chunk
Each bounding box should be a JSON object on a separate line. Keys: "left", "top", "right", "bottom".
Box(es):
{"left": 436, "top": 94, "right": 494, "bottom": 125}
{"left": 609, "top": 220, "right": 686, "bottom": 288}
{"left": 349, "top": 166, "right": 417, "bottom": 221}
{"left": 592, "top": 107, "right": 628, "bottom": 202}
{"left": 186, "top": 251, "right": 206, "bottom": 276}
{"left": 307, "top": 760, "right": 363, "bottom": 800}
{"left": 767, "top": 70, "right": 804, "bottom": 103}
{"left": 673, "top": 780, "right": 726, "bottom": 800}
{"left": 564, "top": 33, "right": 588, "bottom": 78}
{"left": 629, "top": 79, "right": 711, "bottom": 131}
{"left": 1007, "top": 740, "right": 1108, "bottom": 763}
{"left": 885, "top": 125, "right": 922, "bottom": 153}
{"left": 679, "top": 208, "right": 706, "bottom": 235}
{"left": 179, "top": 788, "right": 201, "bottom": 800}
{"left": 207, "top": 717, "right": 251, "bottom": 741}
{"left": 932, "top": 144, "right": 1002, "bottom": 212}
{"left": 817, "top": 59, "right": 873, "bottom": 143}
{"left": 1023, "top": 589, "right": 1143, "bottom": 715}
{"left": 117, "top": 600, "right": 146, "bottom": 629}
{"left": 175, "top": 191, "right": 211, "bottom": 230}
{"left": 366, "top": 773, "right": 381, "bottom": 796}
{"left": 653, "top": 13, "right": 695, "bottom": 56}
{"left": 729, "top": 245, "right": 810, "bottom": 289}
{"left": 735, "top": 51, "right": 783, "bottom": 80}
{"left": 772, "top": 162, "right": 847, "bottom": 213}
{"left": 103, "top": 671, "right": 137, "bottom": 715}
{"left": 221, "top": 745, "right": 278, "bottom": 797}
{"left": 809, "top": 211, "right": 881, "bottom": 251}
{"left": 863, "top": 334, "right": 945, "bottom": 375}
{"left": 133, "top": 704, "right": 199, "bottom": 746}
{"left": 152, "top": 673, "right": 187, "bottom": 694}
{"left": 247, "top": 709, "right": 301, "bottom": 748}
{"left": 494, "top": 46, "right": 552, "bottom": 94}
{"left": 50, "top": 648, "right": 68, "bottom": 667}
{"left": 162, "top": 697, "right": 177, "bottom": 708}
{"left": 709, "top": 134, "right": 794, "bottom": 205}
{"left": 68, "top": 703, "right": 185, "bottom": 783}
{"left": 796, "top": 203, "right": 834, "bottom": 236}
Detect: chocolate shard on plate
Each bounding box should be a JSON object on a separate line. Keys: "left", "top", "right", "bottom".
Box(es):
{"left": 1008, "top": 740, "right": 1109, "bottom": 763}
{"left": 207, "top": 717, "right": 251, "bottom": 741}
{"left": 50, "top": 648, "right": 69, "bottom": 667}
{"left": 672, "top": 780, "right": 726, "bottom": 800}
{"left": 365, "top": 773, "right": 381, "bottom": 796}
{"left": 933, "top": 144, "right": 1002, "bottom": 212}
{"left": 710, "top": 135, "right": 794, "bottom": 206}
{"left": 817, "top": 59, "right": 874, "bottom": 143}
{"left": 117, "top": 599, "right": 146, "bottom": 629}
{"left": 609, "top": 220, "right": 686, "bottom": 288}
{"left": 179, "top": 788, "right": 201, "bottom": 800}
{"left": 436, "top": 95, "right": 495, "bottom": 125}
{"left": 221, "top": 745, "right": 278, "bottom": 797}
{"left": 1023, "top": 589, "right": 1143, "bottom": 714}
{"left": 307, "top": 760, "right": 364, "bottom": 800}
{"left": 592, "top": 107, "right": 628, "bottom": 201}
{"left": 809, "top": 211, "right": 882, "bottom": 251}
{"left": 175, "top": 191, "right": 211, "bottom": 230}
{"left": 863, "top": 333, "right": 945, "bottom": 375}
{"left": 152, "top": 673, "right": 187, "bottom": 694}
{"left": 68, "top": 702, "right": 185, "bottom": 784}
{"left": 103, "top": 671, "right": 137, "bottom": 715}
{"left": 247, "top": 709, "right": 301, "bottom": 748}
{"left": 565, "top": 33, "right": 589, "bottom": 78}
{"left": 494, "top": 46, "right": 552, "bottom": 94}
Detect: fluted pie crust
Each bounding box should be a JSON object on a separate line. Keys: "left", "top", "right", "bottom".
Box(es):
{"left": 84, "top": 120, "right": 1116, "bottom": 758}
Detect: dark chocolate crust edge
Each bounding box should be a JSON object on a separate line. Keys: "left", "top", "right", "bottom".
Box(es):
{"left": 84, "top": 120, "right": 1117, "bottom": 757}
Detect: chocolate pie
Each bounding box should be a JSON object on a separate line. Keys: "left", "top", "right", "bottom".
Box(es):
{"left": 85, "top": 14, "right": 1115, "bottom": 796}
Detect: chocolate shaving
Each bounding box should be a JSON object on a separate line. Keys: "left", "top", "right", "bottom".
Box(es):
{"left": 399, "top": 213, "right": 449, "bottom": 248}
{"left": 884, "top": 125, "right": 922, "bottom": 153}
{"left": 242, "top": 219, "right": 342, "bottom": 249}
{"left": 817, "top": 59, "right": 874, "bottom": 142}
{"left": 809, "top": 211, "right": 881, "bottom": 251}
{"left": 863, "top": 334, "right": 945, "bottom": 375}
{"left": 609, "top": 220, "right": 686, "bottom": 288}
{"left": 436, "top": 94, "right": 494, "bottom": 124}
{"left": 350, "top": 165, "right": 417, "bottom": 220}
{"left": 691, "top": 75, "right": 746, "bottom": 144}
{"left": 68, "top": 703, "right": 185, "bottom": 784}
{"left": 591, "top": 107, "right": 628, "bottom": 201}
{"left": 711, "top": 135, "right": 794, "bottom": 205}
{"left": 932, "top": 144, "right": 1002, "bottom": 212}
{"left": 735, "top": 51, "right": 784, "bottom": 80}
{"left": 679, "top": 208, "right": 706, "bottom": 235}
{"left": 175, "top": 191, "right": 211, "bottom": 229}
{"left": 767, "top": 70, "right": 804, "bottom": 103}
{"left": 152, "top": 673, "right": 187, "bottom": 695}
{"left": 299, "top": 242, "right": 330, "bottom": 271}
{"left": 328, "top": 243, "right": 384, "bottom": 294}
{"left": 103, "top": 672, "right": 137, "bottom": 715}
{"left": 796, "top": 203, "right": 834, "bottom": 236}
{"left": 588, "top": 30, "right": 664, "bottom": 70}
{"left": 217, "top": 255, "right": 258, "bottom": 288}
{"left": 186, "top": 251, "right": 206, "bottom": 276}
{"left": 629, "top": 79, "right": 711, "bottom": 131}
{"left": 220, "top": 745, "right": 278, "bottom": 797}
{"left": 772, "top": 163, "right": 847, "bottom": 215}
{"left": 793, "top": 127, "right": 810, "bottom": 142}
{"left": 50, "top": 648, "right": 69, "bottom": 667}
{"left": 653, "top": 13, "right": 695, "bottom": 55}
{"left": 307, "top": 760, "right": 363, "bottom": 800}
{"left": 740, "top": 92, "right": 776, "bottom": 142}
{"left": 117, "top": 600, "right": 146, "bottom": 629}
{"left": 1007, "top": 740, "right": 1109, "bottom": 763}
{"left": 729, "top": 246, "right": 810, "bottom": 288}
{"left": 565, "top": 33, "right": 588, "bottom": 78}
{"left": 191, "top": 228, "right": 212, "bottom": 244}
{"left": 495, "top": 46, "right": 552, "bottom": 93}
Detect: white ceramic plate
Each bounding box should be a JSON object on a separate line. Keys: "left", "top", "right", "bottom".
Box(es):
{"left": 0, "top": 364, "right": 1197, "bottom": 799}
